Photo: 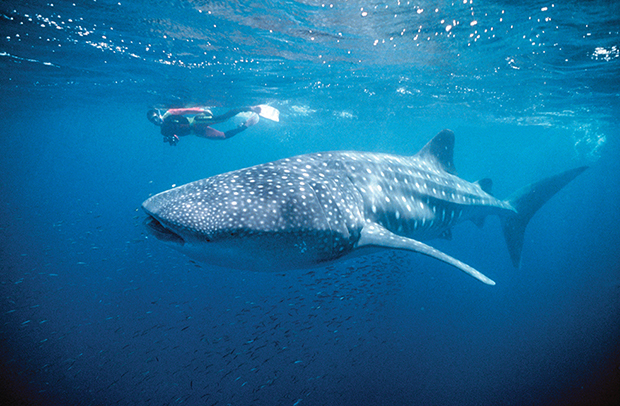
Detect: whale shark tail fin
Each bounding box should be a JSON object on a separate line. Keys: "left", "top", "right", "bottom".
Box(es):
{"left": 500, "top": 166, "right": 588, "bottom": 268}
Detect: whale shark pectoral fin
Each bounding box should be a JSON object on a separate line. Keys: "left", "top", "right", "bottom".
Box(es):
{"left": 357, "top": 223, "right": 495, "bottom": 286}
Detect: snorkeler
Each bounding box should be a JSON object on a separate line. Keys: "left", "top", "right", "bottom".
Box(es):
{"left": 146, "top": 105, "right": 280, "bottom": 146}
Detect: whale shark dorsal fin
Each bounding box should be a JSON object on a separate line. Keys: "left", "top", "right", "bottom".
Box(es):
{"left": 415, "top": 129, "right": 457, "bottom": 175}
{"left": 475, "top": 178, "right": 493, "bottom": 195}
{"left": 357, "top": 222, "right": 495, "bottom": 285}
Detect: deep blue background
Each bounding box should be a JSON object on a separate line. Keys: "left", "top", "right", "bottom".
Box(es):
{"left": 1, "top": 1, "right": 619, "bottom": 405}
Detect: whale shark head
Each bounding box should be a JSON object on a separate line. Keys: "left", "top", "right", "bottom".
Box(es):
{"left": 142, "top": 155, "right": 365, "bottom": 271}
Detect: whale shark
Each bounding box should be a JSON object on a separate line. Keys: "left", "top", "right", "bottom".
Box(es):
{"left": 142, "top": 130, "right": 587, "bottom": 285}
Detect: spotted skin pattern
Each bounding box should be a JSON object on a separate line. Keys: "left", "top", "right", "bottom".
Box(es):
{"left": 143, "top": 153, "right": 367, "bottom": 270}
{"left": 143, "top": 130, "right": 585, "bottom": 285}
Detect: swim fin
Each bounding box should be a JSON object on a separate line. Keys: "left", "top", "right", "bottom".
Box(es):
{"left": 255, "top": 105, "right": 280, "bottom": 122}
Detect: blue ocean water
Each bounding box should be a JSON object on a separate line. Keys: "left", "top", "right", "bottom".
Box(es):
{"left": 1, "top": 1, "right": 619, "bottom": 405}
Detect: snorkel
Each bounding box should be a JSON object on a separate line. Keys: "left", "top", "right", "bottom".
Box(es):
{"left": 147, "top": 109, "right": 164, "bottom": 126}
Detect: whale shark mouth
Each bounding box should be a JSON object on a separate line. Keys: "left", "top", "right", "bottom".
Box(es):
{"left": 144, "top": 215, "right": 185, "bottom": 245}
